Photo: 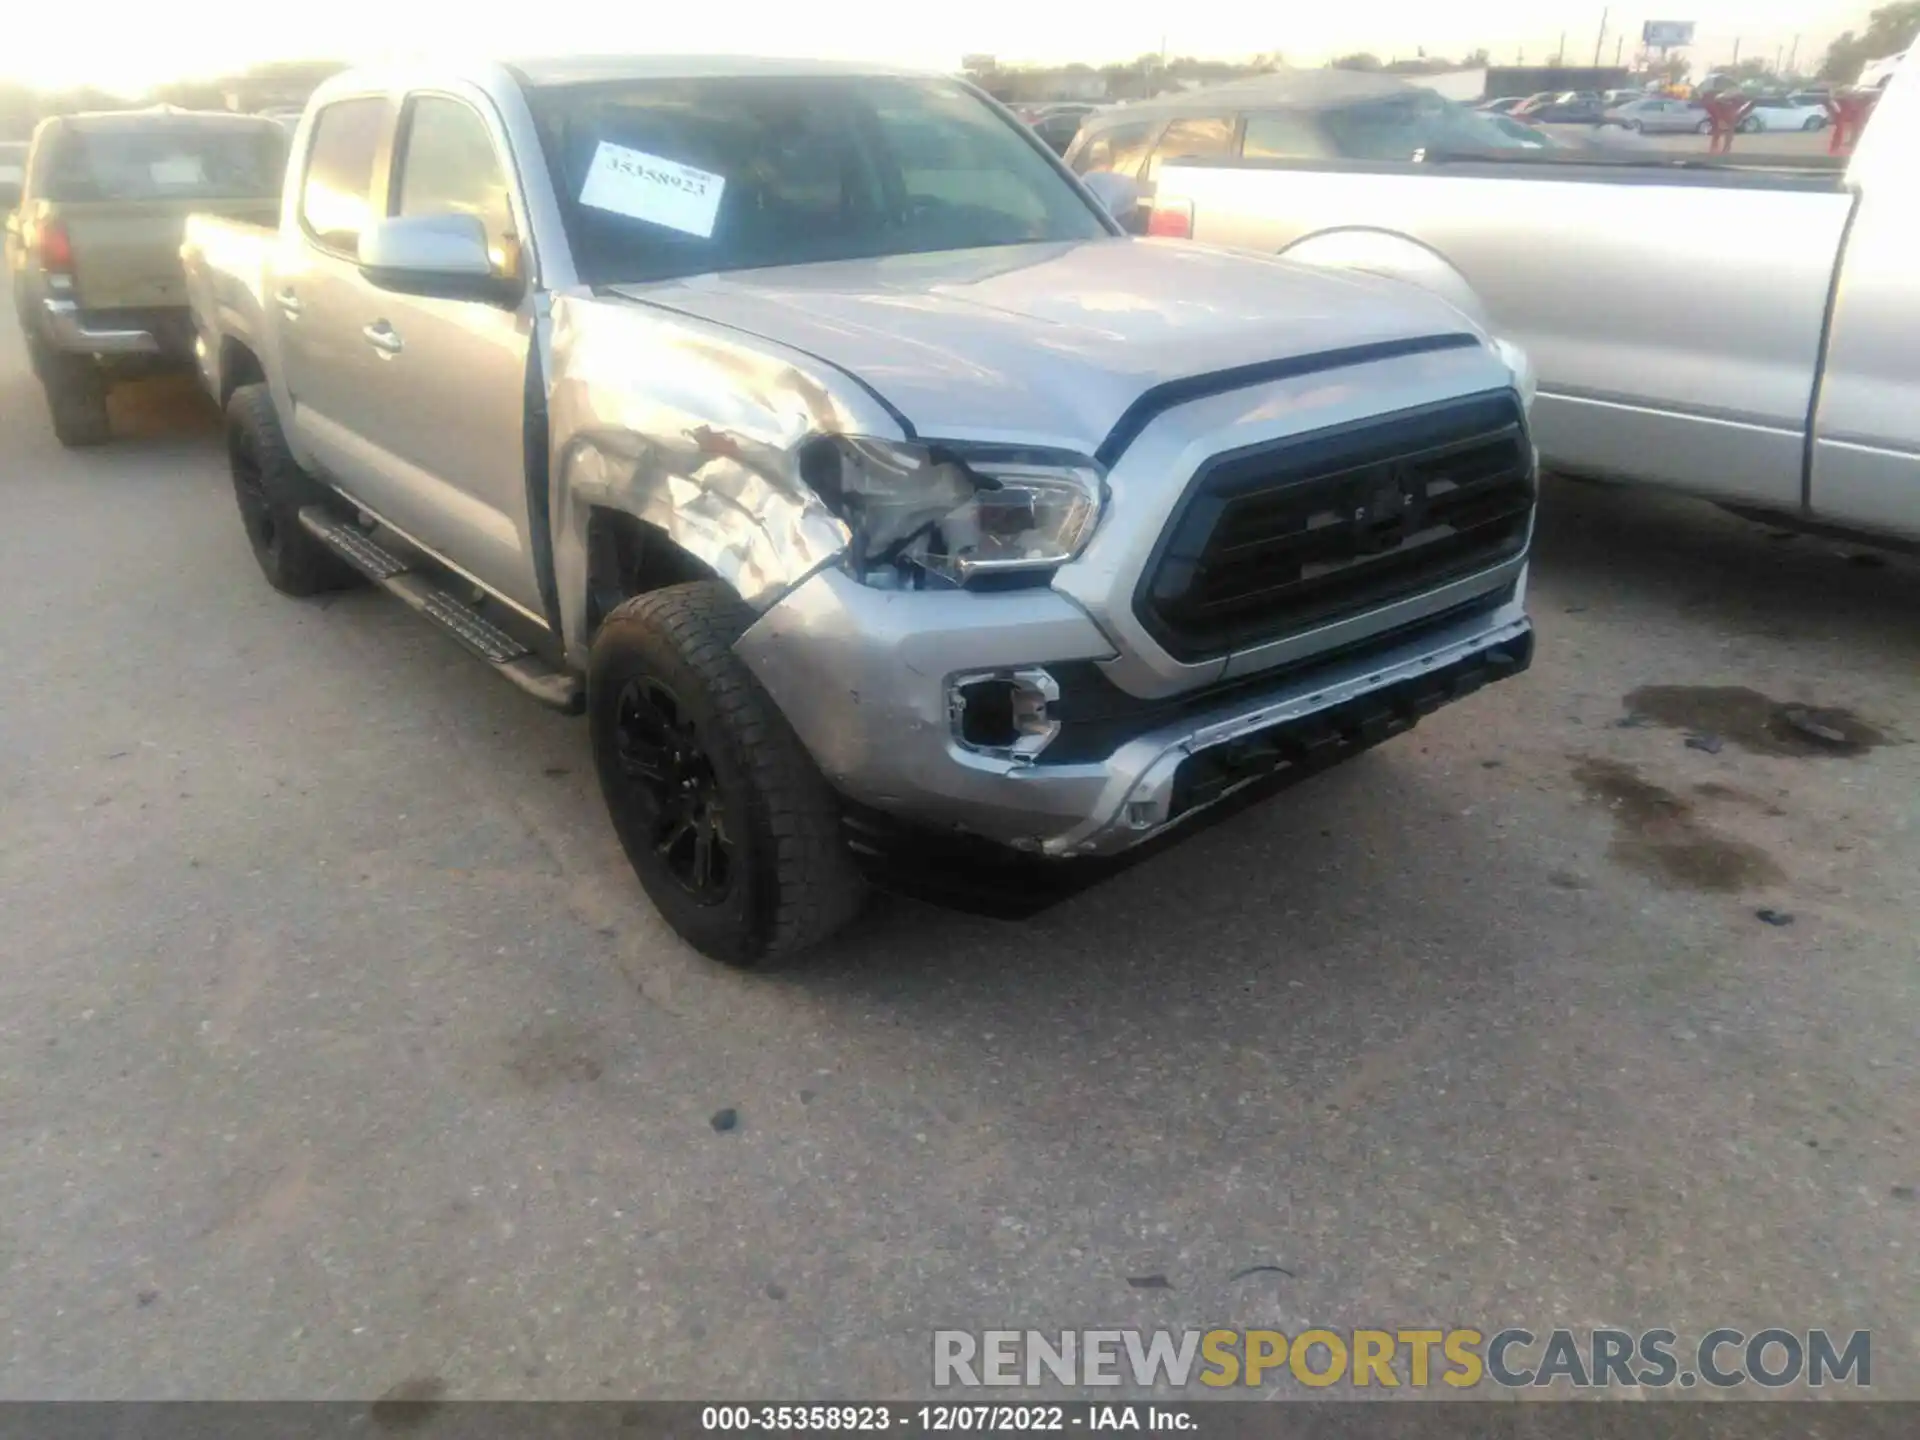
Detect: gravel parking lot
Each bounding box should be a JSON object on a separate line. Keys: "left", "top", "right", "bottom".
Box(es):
{"left": 2, "top": 312, "right": 1917, "bottom": 1401}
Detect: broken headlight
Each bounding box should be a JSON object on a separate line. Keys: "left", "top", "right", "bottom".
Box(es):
{"left": 802, "top": 436, "right": 1104, "bottom": 589}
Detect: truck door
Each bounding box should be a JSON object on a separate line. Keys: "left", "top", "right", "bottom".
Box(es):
{"left": 343, "top": 89, "right": 544, "bottom": 620}
{"left": 1808, "top": 72, "right": 1920, "bottom": 542}
{"left": 275, "top": 95, "right": 396, "bottom": 503}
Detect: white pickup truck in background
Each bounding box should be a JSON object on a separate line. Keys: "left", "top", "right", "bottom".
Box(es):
{"left": 1075, "top": 57, "right": 1920, "bottom": 548}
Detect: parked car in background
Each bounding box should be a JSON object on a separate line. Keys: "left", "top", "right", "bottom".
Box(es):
{"left": 4, "top": 107, "right": 287, "bottom": 445}
{"left": 1742, "top": 96, "right": 1829, "bottom": 131}
{"left": 180, "top": 56, "right": 1539, "bottom": 965}
{"left": 1129, "top": 53, "right": 1920, "bottom": 548}
{"left": 1517, "top": 92, "right": 1608, "bottom": 124}
{"left": 1477, "top": 96, "right": 1527, "bottom": 114}
{"left": 1601, "top": 96, "right": 1708, "bottom": 133}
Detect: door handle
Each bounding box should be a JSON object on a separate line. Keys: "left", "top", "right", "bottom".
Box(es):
{"left": 273, "top": 288, "right": 302, "bottom": 317}
{"left": 361, "top": 321, "right": 403, "bottom": 355}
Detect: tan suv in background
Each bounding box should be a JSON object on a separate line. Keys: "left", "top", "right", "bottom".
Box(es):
{"left": 4, "top": 107, "right": 285, "bottom": 446}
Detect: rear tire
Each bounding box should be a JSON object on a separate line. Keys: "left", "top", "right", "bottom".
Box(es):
{"left": 1624, "top": 119, "right": 1643, "bottom": 132}
{"left": 1695, "top": 118, "right": 1714, "bottom": 134}
{"left": 1804, "top": 115, "right": 1826, "bottom": 130}
{"left": 226, "top": 384, "right": 363, "bottom": 596}
{"left": 42, "top": 352, "right": 110, "bottom": 447}
{"left": 588, "top": 581, "right": 866, "bottom": 967}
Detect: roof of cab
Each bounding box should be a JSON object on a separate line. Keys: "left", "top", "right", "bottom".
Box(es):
{"left": 52, "top": 106, "right": 285, "bottom": 132}
{"left": 504, "top": 53, "right": 935, "bottom": 88}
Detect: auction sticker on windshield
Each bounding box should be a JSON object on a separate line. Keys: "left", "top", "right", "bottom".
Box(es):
{"left": 579, "top": 141, "right": 725, "bottom": 237}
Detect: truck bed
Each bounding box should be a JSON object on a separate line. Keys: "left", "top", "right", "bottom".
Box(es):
{"left": 180, "top": 213, "right": 279, "bottom": 402}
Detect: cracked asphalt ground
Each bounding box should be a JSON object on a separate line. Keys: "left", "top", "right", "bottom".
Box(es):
{"left": 2, "top": 312, "right": 1917, "bottom": 1401}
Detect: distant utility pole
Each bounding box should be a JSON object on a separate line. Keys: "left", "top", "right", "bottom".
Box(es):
{"left": 1615, "top": 36, "right": 1624, "bottom": 65}
{"left": 1557, "top": 31, "right": 1566, "bottom": 64}
{"left": 1732, "top": 36, "right": 1742, "bottom": 66}
{"left": 1788, "top": 34, "right": 1800, "bottom": 73}
{"left": 1594, "top": 7, "right": 1608, "bottom": 66}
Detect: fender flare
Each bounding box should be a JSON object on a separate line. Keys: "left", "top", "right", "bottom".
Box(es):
{"left": 1278, "top": 227, "right": 1492, "bottom": 331}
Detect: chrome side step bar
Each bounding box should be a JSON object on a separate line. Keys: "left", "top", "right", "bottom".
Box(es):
{"left": 298, "top": 507, "right": 583, "bottom": 714}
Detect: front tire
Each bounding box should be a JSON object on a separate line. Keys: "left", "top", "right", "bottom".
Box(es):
{"left": 41, "top": 352, "right": 110, "bottom": 447}
{"left": 226, "top": 384, "right": 363, "bottom": 596}
{"left": 1696, "top": 118, "right": 1714, "bottom": 134}
{"left": 1804, "top": 115, "right": 1827, "bottom": 130}
{"left": 588, "top": 581, "right": 866, "bottom": 967}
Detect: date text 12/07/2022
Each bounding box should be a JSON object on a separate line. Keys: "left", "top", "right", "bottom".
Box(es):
{"left": 699, "top": 1405, "right": 1195, "bottom": 1432}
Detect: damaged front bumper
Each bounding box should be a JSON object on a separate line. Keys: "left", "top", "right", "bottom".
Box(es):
{"left": 736, "top": 566, "right": 1533, "bottom": 863}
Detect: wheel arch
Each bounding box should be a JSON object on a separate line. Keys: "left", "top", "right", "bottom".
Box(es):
{"left": 1277, "top": 226, "right": 1492, "bottom": 330}
{"left": 217, "top": 334, "right": 267, "bottom": 409}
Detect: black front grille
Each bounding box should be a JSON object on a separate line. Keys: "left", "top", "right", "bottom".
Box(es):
{"left": 1138, "top": 390, "right": 1535, "bottom": 661}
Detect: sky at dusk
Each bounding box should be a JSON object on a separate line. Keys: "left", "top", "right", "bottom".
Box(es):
{"left": 3, "top": 0, "right": 1874, "bottom": 92}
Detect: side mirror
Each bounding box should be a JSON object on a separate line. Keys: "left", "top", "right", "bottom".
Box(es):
{"left": 1082, "top": 171, "right": 1143, "bottom": 230}
{"left": 358, "top": 213, "right": 521, "bottom": 306}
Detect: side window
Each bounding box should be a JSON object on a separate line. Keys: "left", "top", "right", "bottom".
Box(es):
{"left": 1242, "top": 110, "right": 1332, "bottom": 161}
{"left": 1144, "top": 115, "right": 1235, "bottom": 182}
{"left": 301, "top": 98, "right": 388, "bottom": 254}
{"left": 1070, "top": 120, "right": 1157, "bottom": 178}
{"left": 394, "top": 95, "right": 516, "bottom": 269}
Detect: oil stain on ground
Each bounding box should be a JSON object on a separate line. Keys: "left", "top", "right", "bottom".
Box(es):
{"left": 1622, "top": 685, "right": 1890, "bottom": 758}
{"left": 1572, "top": 756, "right": 1785, "bottom": 893}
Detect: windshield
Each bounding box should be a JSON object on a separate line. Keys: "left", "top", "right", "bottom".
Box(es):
{"left": 40, "top": 123, "right": 286, "bottom": 202}
{"left": 527, "top": 75, "right": 1110, "bottom": 286}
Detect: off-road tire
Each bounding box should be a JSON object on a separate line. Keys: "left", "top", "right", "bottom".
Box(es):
{"left": 226, "top": 384, "right": 363, "bottom": 596}
{"left": 42, "top": 352, "right": 110, "bottom": 447}
{"left": 588, "top": 581, "right": 866, "bottom": 967}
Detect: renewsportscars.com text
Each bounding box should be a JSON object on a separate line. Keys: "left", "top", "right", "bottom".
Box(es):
{"left": 932, "top": 1327, "right": 1871, "bottom": 1390}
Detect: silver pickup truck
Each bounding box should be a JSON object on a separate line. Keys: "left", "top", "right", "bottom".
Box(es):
{"left": 183, "top": 56, "right": 1538, "bottom": 965}
{"left": 1074, "top": 59, "right": 1918, "bottom": 547}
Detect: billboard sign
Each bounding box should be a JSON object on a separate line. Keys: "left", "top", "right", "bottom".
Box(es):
{"left": 1642, "top": 21, "right": 1696, "bottom": 47}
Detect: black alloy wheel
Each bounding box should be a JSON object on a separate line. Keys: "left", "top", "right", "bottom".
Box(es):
{"left": 611, "top": 676, "right": 733, "bottom": 902}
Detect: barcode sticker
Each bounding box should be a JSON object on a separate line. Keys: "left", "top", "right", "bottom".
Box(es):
{"left": 578, "top": 142, "right": 725, "bottom": 238}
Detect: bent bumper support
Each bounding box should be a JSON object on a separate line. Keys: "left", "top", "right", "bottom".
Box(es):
{"left": 838, "top": 622, "right": 1534, "bottom": 915}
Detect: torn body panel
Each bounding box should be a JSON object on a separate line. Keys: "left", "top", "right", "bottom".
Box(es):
{"left": 545, "top": 290, "right": 896, "bottom": 664}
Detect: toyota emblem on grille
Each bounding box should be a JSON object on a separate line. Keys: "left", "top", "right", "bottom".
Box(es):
{"left": 1352, "top": 465, "right": 1429, "bottom": 554}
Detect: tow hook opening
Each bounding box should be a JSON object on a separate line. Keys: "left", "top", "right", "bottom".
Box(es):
{"left": 949, "top": 668, "right": 1061, "bottom": 763}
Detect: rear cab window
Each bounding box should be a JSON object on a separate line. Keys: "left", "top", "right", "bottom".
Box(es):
{"left": 1242, "top": 110, "right": 1331, "bottom": 160}
{"left": 1143, "top": 115, "right": 1236, "bottom": 183}
{"left": 300, "top": 97, "right": 391, "bottom": 254}
{"left": 1068, "top": 119, "right": 1159, "bottom": 177}
{"left": 35, "top": 121, "right": 285, "bottom": 203}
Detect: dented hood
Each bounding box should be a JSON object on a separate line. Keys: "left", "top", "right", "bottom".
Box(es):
{"left": 610, "top": 238, "right": 1485, "bottom": 455}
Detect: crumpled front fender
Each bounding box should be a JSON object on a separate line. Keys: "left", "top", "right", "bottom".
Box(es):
{"left": 546, "top": 293, "right": 903, "bottom": 666}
